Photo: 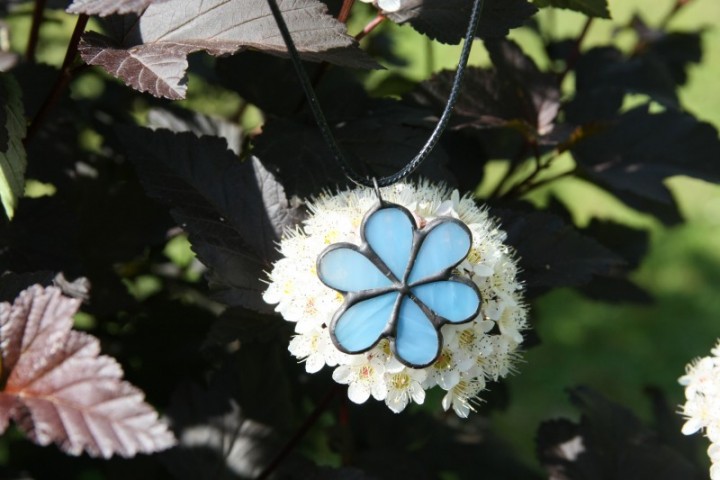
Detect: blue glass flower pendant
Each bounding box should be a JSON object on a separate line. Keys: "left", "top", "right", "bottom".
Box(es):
{"left": 316, "top": 202, "right": 482, "bottom": 368}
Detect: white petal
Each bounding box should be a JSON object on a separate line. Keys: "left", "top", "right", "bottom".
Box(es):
{"left": 386, "top": 392, "right": 409, "bottom": 413}
{"left": 306, "top": 353, "right": 325, "bottom": 373}
{"left": 348, "top": 382, "right": 371, "bottom": 404}
{"left": 453, "top": 400, "right": 471, "bottom": 418}
{"left": 682, "top": 418, "right": 703, "bottom": 435}
{"left": 441, "top": 392, "right": 453, "bottom": 411}
{"left": 410, "top": 383, "right": 426, "bottom": 404}
{"left": 712, "top": 462, "right": 720, "bottom": 480}
{"left": 473, "top": 264, "right": 494, "bottom": 277}
{"left": 438, "top": 370, "right": 460, "bottom": 390}
{"left": 371, "top": 380, "right": 388, "bottom": 401}
{"left": 332, "top": 365, "right": 354, "bottom": 384}
{"left": 378, "top": 0, "right": 402, "bottom": 12}
{"left": 385, "top": 357, "right": 405, "bottom": 374}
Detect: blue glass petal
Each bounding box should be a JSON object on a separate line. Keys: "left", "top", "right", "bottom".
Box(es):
{"left": 318, "top": 247, "right": 392, "bottom": 292}
{"left": 412, "top": 281, "right": 480, "bottom": 323}
{"left": 395, "top": 297, "right": 440, "bottom": 366}
{"left": 334, "top": 292, "right": 398, "bottom": 353}
{"left": 364, "top": 207, "right": 414, "bottom": 280}
{"left": 408, "top": 221, "right": 471, "bottom": 284}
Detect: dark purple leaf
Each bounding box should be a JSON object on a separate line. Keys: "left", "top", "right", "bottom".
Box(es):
{"left": 537, "top": 387, "right": 703, "bottom": 480}
{"left": 0, "top": 272, "right": 90, "bottom": 304}
{"left": 120, "top": 127, "right": 304, "bottom": 312}
{"left": 646, "top": 32, "right": 703, "bottom": 86}
{"left": 147, "top": 107, "right": 242, "bottom": 155}
{"left": 66, "top": 0, "right": 164, "bottom": 16}
{"left": 201, "top": 308, "right": 287, "bottom": 358}
{"left": 573, "top": 47, "right": 679, "bottom": 109}
{"left": 490, "top": 204, "right": 625, "bottom": 296}
{"left": 572, "top": 105, "right": 720, "bottom": 224}
{"left": 386, "top": 0, "right": 538, "bottom": 44}
{"left": 217, "top": 51, "right": 369, "bottom": 118}
{"left": 533, "top": 0, "right": 610, "bottom": 18}
{"left": 164, "top": 340, "right": 293, "bottom": 479}
{"left": 253, "top": 100, "right": 457, "bottom": 197}
{"left": 0, "top": 285, "right": 176, "bottom": 458}
{"left": 79, "top": 0, "right": 379, "bottom": 99}
{"left": 410, "top": 39, "right": 560, "bottom": 140}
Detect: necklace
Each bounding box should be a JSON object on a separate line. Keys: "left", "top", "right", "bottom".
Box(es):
{"left": 263, "top": 0, "right": 527, "bottom": 416}
{"left": 266, "top": 0, "right": 485, "bottom": 367}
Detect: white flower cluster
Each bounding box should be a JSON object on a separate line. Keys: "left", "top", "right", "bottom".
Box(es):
{"left": 263, "top": 182, "right": 527, "bottom": 416}
{"left": 358, "top": 0, "right": 406, "bottom": 13}
{"left": 679, "top": 340, "right": 720, "bottom": 479}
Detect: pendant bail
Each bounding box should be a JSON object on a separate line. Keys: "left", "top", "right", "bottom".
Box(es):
{"left": 372, "top": 177, "right": 383, "bottom": 205}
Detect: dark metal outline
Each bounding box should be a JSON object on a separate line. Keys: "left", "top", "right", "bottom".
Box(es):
{"left": 316, "top": 202, "right": 482, "bottom": 369}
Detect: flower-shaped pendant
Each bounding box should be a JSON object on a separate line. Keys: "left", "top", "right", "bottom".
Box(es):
{"left": 316, "top": 202, "right": 482, "bottom": 368}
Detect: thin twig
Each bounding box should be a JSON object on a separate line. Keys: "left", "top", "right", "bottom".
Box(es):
{"left": 299, "top": 0, "right": 358, "bottom": 106}
{"left": 355, "top": 14, "right": 386, "bottom": 42}
{"left": 658, "top": 0, "right": 694, "bottom": 30}
{"left": 337, "top": 0, "right": 356, "bottom": 23}
{"left": 425, "top": 35, "right": 435, "bottom": 77}
{"left": 503, "top": 141, "right": 547, "bottom": 198}
{"left": 256, "top": 387, "right": 339, "bottom": 480}
{"left": 25, "top": 14, "right": 89, "bottom": 143}
{"left": 26, "top": 0, "right": 48, "bottom": 62}
{"left": 558, "top": 17, "right": 593, "bottom": 84}
{"left": 488, "top": 140, "right": 531, "bottom": 198}
{"left": 509, "top": 168, "right": 576, "bottom": 197}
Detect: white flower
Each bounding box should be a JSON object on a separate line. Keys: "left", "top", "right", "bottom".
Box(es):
{"left": 264, "top": 182, "right": 527, "bottom": 416}
{"left": 332, "top": 354, "right": 388, "bottom": 404}
{"left": 442, "top": 377, "right": 486, "bottom": 418}
{"left": 679, "top": 340, "right": 720, "bottom": 479}
{"left": 385, "top": 368, "right": 427, "bottom": 413}
{"left": 359, "top": 0, "right": 407, "bottom": 13}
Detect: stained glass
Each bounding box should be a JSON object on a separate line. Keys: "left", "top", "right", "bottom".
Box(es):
{"left": 317, "top": 202, "right": 482, "bottom": 368}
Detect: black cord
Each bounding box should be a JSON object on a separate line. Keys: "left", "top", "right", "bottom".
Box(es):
{"left": 265, "top": 0, "right": 485, "bottom": 188}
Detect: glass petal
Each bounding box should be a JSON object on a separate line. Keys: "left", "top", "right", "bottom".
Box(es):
{"left": 408, "top": 221, "right": 471, "bottom": 284}
{"left": 395, "top": 297, "right": 440, "bottom": 367}
{"left": 318, "top": 247, "right": 392, "bottom": 292}
{"left": 364, "top": 207, "right": 414, "bottom": 280}
{"left": 412, "top": 280, "right": 480, "bottom": 323}
{"left": 333, "top": 292, "right": 397, "bottom": 353}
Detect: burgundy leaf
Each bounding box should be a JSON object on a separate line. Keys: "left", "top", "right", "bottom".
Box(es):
{"left": 410, "top": 39, "right": 560, "bottom": 139}
{"left": 0, "top": 285, "right": 176, "bottom": 458}
{"left": 80, "top": 33, "right": 190, "bottom": 100}
{"left": 386, "top": 0, "right": 538, "bottom": 44}
{"left": 79, "top": 0, "right": 379, "bottom": 100}
{"left": 66, "top": 0, "right": 164, "bottom": 16}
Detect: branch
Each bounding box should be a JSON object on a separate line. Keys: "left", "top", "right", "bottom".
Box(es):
{"left": 256, "top": 386, "right": 340, "bottom": 480}
{"left": 658, "top": 0, "right": 694, "bottom": 30}
{"left": 558, "top": 17, "right": 593, "bottom": 84}
{"left": 509, "top": 168, "right": 576, "bottom": 197}
{"left": 355, "top": 14, "right": 386, "bottom": 42}
{"left": 337, "top": 0, "right": 357, "bottom": 23}
{"left": 24, "top": 14, "right": 89, "bottom": 143}
{"left": 26, "top": 0, "right": 48, "bottom": 62}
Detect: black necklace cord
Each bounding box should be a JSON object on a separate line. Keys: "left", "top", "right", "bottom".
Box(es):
{"left": 265, "top": 0, "right": 486, "bottom": 188}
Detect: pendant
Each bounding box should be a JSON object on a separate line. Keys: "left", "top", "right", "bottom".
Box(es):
{"left": 263, "top": 182, "right": 527, "bottom": 416}
{"left": 316, "top": 200, "right": 482, "bottom": 368}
